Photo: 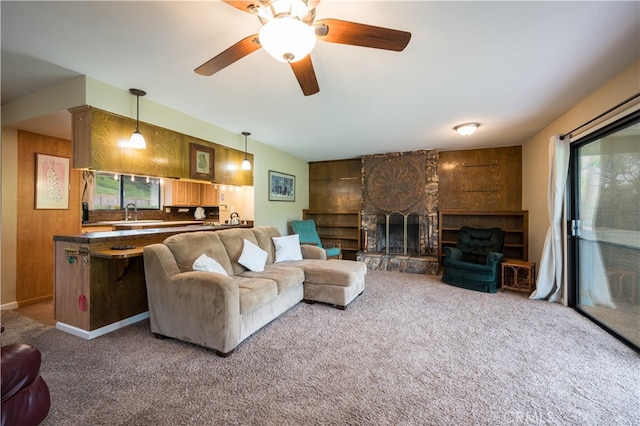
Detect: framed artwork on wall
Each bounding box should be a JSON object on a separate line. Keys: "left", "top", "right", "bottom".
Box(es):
{"left": 35, "top": 153, "right": 70, "bottom": 209}
{"left": 269, "top": 170, "right": 295, "bottom": 202}
{"left": 190, "top": 143, "right": 215, "bottom": 180}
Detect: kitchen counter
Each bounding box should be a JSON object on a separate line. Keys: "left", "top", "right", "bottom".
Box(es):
{"left": 53, "top": 223, "right": 252, "bottom": 339}
{"left": 60, "top": 224, "right": 252, "bottom": 244}
{"left": 83, "top": 220, "right": 205, "bottom": 230}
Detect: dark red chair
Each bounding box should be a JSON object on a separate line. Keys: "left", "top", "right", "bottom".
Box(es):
{"left": 1, "top": 338, "right": 51, "bottom": 426}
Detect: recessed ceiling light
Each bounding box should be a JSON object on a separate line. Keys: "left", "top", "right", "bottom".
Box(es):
{"left": 454, "top": 122, "right": 480, "bottom": 136}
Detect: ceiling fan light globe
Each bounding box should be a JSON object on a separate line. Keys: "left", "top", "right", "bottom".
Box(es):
{"left": 259, "top": 16, "right": 316, "bottom": 63}
{"left": 128, "top": 131, "right": 146, "bottom": 149}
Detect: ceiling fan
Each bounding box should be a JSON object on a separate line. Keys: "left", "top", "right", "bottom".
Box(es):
{"left": 195, "top": 0, "right": 411, "bottom": 96}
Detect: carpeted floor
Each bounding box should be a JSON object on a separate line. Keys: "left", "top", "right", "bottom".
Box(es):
{"left": 2, "top": 270, "right": 639, "bottom": 425}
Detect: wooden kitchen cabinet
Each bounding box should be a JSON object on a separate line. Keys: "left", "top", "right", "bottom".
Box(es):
{"left": 172, "top": 180, "right": 190, "bottom": 205}
{"left": 200, "top": 183, "right": 219, "bottom": 206}
{"left": 172, "top": 180, "right": 218, "bottom": 206}
{"left": 187, "top": 183, "right": 201, "bottom": 205}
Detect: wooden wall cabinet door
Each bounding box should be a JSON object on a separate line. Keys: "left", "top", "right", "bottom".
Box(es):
{"left": 172, "top": 180, "right": 190, "bottom": 206}
{"left": 200, "top": 184, "right": 218, "bottom": 206}
{"left": 172, "top": 181, "right": 219, "bottom": 206}
{"left": 187, "top": 182, "right": 201, "bottom": 205}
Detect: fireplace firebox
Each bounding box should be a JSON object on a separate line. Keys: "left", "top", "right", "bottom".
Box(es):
{"left": 375, "top": 213, "right": 420, "bottom": 255}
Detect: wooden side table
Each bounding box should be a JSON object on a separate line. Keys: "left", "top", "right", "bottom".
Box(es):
{"left": 502, "top": 260, "right": 536, "bottom": 293}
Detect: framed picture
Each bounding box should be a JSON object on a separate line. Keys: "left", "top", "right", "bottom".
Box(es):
{"left": 190, "top": 143, "right": 215, "bottom": 180}
{"left": 35, "top": 153, "right": 70, "bottom": 209}
{"left": 269, "top": 170, "right": 295, "bottom": 202}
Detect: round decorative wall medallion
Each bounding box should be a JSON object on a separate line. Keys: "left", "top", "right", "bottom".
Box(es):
{"left": 365, "top": 157, "right": 422, "bottom": 213}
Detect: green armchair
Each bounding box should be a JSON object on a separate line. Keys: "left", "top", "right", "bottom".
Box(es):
{"left": 441, "top": 226, "right": 505, "bottom": 293}
{"left": 290, "top": 219, "right": 342, "bottom": 259}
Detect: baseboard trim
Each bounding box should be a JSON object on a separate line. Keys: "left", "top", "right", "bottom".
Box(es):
{"left": 56, "top": 311, "right": 150, "bottom": 340}
{"left": 1, "top": 302, "right": 19, "bottom": 310}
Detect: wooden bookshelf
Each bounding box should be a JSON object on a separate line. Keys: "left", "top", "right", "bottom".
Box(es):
{"left": 302, "top": 210, "right": 361, "bottom": 260}
{"left": 438, "top": 210, "right": 528, "bottom": 264}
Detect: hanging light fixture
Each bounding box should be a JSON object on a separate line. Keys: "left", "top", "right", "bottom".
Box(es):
{"left": 454, "top": 122, "right": 480, "bottom": 136}
{"left": 241, "top": 131, "right": 252, "bottom": 171}
{"left": 128, "top": 88, "right": 147, "bottom": 149}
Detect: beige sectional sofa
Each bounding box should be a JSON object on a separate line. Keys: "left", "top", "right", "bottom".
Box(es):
{"left": 143, "top": 226, "right": 366, "bottom": 356}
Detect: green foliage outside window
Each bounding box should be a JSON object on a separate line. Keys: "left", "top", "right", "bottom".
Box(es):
{"left": 94, "top": 172, "right": 160, "bottom": 210}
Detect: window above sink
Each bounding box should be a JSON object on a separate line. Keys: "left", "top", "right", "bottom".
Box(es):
{"left": 92, "top": 172, "right": 161, "bottom": 210}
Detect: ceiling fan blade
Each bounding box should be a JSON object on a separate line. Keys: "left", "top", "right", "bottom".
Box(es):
{"left": 290, "top": 55, "right": 320, "bottom": 96}
{"left": 195, "top": 34, "right": 261, "bottom": 76}
{"left": 315, "top": 18, "right": 411, "bottom": 52}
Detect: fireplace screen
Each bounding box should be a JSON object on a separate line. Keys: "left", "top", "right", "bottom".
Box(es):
{"left": 375, "top": 213, "right": 420, "bottom": 255}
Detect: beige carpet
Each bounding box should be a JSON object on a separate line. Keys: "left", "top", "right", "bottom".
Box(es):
{"left": 1, "top": 270, "right": 639, "bottom": 425}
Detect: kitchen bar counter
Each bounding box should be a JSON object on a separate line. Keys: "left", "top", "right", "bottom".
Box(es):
{"left": 58, "top": 223, "right": 252, "bottom": 244}
{"left": 54, "top": 223, "right": 252, "bottom": 339}
{"left": 59, "top": 224, "right": 215, "bottom": 243}
{"left": 99, "top": 220, "right": 205, "bottom": 230}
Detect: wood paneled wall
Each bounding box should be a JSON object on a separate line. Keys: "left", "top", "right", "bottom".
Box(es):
{"left": 309, "top": 159, "right": 362, "bottom": 211}
{"left": 308, "top": 147, "right": 522, "bottom": 216}
{"left": 71, "top": 106, "right": 253, "bottom": 186}
{"left": 439, "top": 146, "right": 522, "bottom": 211}
{"left": 16, "top": 130, "right": 81, "bottom": 305}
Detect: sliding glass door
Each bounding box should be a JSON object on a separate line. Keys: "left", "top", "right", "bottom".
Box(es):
{"left": 569, "top": 113, "right": 639, "bottom": 350}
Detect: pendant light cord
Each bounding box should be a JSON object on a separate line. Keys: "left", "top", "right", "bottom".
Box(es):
{"left": 135, "top": 94, "right": 140, "bottom": 132}
{"left": 242, "top": 131, "right": 251, "bottom": 158}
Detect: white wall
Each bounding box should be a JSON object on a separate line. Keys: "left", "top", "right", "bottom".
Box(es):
{"left": 522, "top": 60, "right": 640, "bottom": 269}
{"left": 251, "top": 140, "right": 309, "bottom": 234}
{"left": 1, "top": 128, "right": 19, "bottom": 307}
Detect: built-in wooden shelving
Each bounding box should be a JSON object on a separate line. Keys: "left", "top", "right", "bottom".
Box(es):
{"left": 302, "top": 210, "right": 361, "bottom": 261}
{"left": 438, "top": 210, "right": 529, "bottom": 264}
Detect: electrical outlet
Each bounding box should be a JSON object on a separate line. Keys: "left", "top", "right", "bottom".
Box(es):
{"left": 165, "top": 207, "right": 171, "bottom": 213}
{"left": 221, "top": 194, "right": 225, "bottom": 201}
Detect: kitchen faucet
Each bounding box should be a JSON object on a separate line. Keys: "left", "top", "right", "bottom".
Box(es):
{"left": 125, "top": 203, "right": 137, "bottom": 221}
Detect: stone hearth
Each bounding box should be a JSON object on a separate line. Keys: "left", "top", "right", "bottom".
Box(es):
{"left": 357, "top": 252, "right": 440, "bottom": 275}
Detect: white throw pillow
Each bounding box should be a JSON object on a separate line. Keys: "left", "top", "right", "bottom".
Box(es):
{"left": 273, "top": 234, "right": 303, "bottom": 263}
{"left": 238, "top": 239, "right": 268, "bottom": 272}
{"left": 192, "top": 253, "right": 229, "bottom": 276}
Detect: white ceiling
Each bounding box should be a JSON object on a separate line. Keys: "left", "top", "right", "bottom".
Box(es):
{"left": 2, "top": 1, "right": 639, "bottom": 162}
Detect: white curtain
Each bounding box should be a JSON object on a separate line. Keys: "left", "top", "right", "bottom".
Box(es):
{"left": 576, "top": 141, "right": 615, "bottom": 308}
{"left": 530, "top": 135, "right": 569, "bottom": 302}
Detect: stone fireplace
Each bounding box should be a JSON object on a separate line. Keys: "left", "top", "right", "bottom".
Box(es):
{"left": 357, "top": 150, "right": 440, "bottom": 274}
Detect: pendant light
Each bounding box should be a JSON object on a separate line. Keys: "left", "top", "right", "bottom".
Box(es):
{"left": 241, "top": 131, "right": 252, "bottom": 171}
{"left": 129, "top": 88, "right": 147, "bottom": 149}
